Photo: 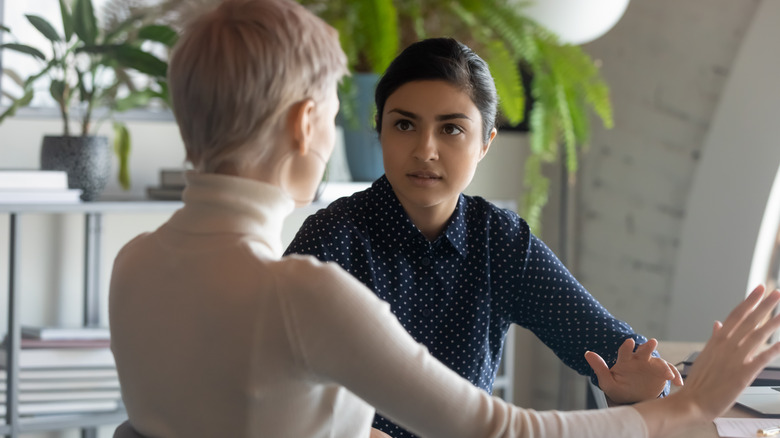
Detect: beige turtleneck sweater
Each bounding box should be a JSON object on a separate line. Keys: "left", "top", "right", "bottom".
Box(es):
{"left": 109, "top": 172, "right": 648, "bottom": 438}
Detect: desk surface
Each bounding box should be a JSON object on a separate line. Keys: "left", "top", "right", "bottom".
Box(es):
{"left": 658, "top": 341, "right": 755, "bottom": 438}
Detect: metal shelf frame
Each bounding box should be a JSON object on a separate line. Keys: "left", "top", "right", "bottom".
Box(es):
{"left": 1, "top": 201, "right": 181, "bottom": 437}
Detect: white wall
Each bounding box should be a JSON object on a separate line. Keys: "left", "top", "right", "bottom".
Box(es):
{"left": 576, "top": 0, "right": 765, "bottom": 342}
{"left": 668, "top": 0, "right": 780, "bottom": 341}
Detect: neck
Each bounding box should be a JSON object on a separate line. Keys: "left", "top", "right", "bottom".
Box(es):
{"left": 399, "top": 198, "right": 457, "bottom": 242}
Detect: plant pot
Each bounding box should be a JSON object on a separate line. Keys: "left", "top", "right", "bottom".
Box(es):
{"left": 338, "top": 73, "right": 384, "bottom": 182}
{"left": 40, "top": 136, "right": 111, "bottom": 201}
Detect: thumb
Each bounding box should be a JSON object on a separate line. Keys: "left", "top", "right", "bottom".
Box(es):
{"left": 585, "top": 350, "right": 613, "bottom": 386}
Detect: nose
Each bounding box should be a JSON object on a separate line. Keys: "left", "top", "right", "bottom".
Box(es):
{"left": 413, "top": 130, "right": 439, "bottom": 162}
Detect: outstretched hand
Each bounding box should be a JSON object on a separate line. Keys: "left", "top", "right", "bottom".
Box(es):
{"left": 585, "top": 338, "right": 684, "bottom": 404}
{"left": 676, "top": 285, "right": 780, "bottom": 420}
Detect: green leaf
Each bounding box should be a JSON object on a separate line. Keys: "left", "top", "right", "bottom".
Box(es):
{"left": 103, "top": 14, "right": 142, "bottom": 44}
{"left": 113, "top": 45, "right": 168, "bottom": 78}
{"left": 0, "top": 89, "right": 34, "bottom": 124}
{"left": 114, "top": 89, "right": 154, "bottom": 112}
{"left": 26, "top": 15, "right": 61, "bottom": 42}
{"left": 0, "top": 25, "right": 10, "bottom": 33}
{"left": 0, "top": 43, "right": 46, "bottom": 60}
{"left": 483, "top": 40, "right": 525, "bottom": 125}
{"left": 2, "top": 68, "right": 24, "bottom": 87}
{"left": 355, "top": 0, "right": 399, "bottom": 73}
{"left": 113, "top": 122, "right": 131, "bottom": 190}
{"left": 59, "top": 0, "right": 74, "bottom": 41}
{"left": 521, "top": 154, "right": 549, "bottom": 234}
{"left": 137, "top": 24, "right": 178, "bottom": 47}
{"left": 73, "top": 0, "right": 98, "bottom": 45}
{"left": 50, "top": 79, "right": 66, "bottom": 106}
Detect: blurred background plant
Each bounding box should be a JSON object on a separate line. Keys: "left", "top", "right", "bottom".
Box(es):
{"left": 0, "top": 0, "right": 176, "bottom": 189}
{"left": 298, "top": 0, "right": 614, "bottom": 231}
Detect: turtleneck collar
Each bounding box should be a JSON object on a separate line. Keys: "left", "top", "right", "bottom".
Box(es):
{"left": 164, "top": 171, "right": 295, "bottom": 258}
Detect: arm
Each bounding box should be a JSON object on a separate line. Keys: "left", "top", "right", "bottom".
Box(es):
{"left": 282, "top": 258, "right": 649, "bottom": 438}
{"left": 511, "top": 234, "right": 675, "bottom": 401}
{"left": 634, "top": 286, "right": 780, "bottom": 437}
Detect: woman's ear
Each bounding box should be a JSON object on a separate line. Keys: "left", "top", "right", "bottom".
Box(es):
{"left": 478, "top": 128, "right": 498, "bottom": 161}
{"left": 288, "top": 98, "right": 316, "bottom": 156}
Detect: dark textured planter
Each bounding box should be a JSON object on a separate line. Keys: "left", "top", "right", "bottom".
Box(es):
{"left": 339, "top": 73, "right": 384, "bottom": 182}
{"left": 40, "top": 136, "right": 111, "bottom": 201}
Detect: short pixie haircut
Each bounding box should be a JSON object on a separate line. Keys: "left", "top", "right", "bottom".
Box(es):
{"left": 169, "top": 0, "right": 348, "bottom": 172}
{"left": 375, "top": 38, "right": 498, "bottom": 144}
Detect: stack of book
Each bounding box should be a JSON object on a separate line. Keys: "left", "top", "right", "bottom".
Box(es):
{"left": 0, "top": 326, "right": 122, "bottom": 416}
{"left": 0, "top": 170, "right": 82, "bottom": 203}
{"left": 146, "top": 168, "right": 186, "bottom": 200}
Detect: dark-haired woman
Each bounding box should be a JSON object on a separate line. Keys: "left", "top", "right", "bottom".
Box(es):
{"left": 286, "top": 38, "right": 683, "bottom": 437}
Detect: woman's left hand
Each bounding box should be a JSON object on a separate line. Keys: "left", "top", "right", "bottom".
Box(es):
{"left": 584, "top": 338, "right": 684, "bottom": 404}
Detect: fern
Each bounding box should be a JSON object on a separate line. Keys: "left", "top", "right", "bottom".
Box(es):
{"left": 296, "top": 0, "right": 615, "bottom": 232}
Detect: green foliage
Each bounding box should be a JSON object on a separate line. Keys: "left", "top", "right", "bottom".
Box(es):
{"left": 297, "top": 0, "right": 613, "bottom": 232}
{"left": 0, "top": 0, "right": 174, "bottom": 189}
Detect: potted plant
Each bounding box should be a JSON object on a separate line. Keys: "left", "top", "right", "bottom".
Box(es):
{"left": 0, "top": 0, "right": 175, "bottom": 200}
{"left": 298, "top": 0, "right": 612, "bottom": 230}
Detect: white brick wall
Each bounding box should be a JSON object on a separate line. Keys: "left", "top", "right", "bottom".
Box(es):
{"left": 574, "top": 0, "right": 760, "bottom": 339}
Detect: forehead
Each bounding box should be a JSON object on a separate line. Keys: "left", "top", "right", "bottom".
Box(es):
{"left": 384, "top": 80, "right": 479, "bottom": 117}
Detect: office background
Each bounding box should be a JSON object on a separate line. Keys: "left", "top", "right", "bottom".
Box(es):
{"left": 0, "top": 1, "right": 778, "bottom": 434}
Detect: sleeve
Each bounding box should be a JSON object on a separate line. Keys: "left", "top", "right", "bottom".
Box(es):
{"left": 509, "top": 234, "right": 669, "bottom": 396}
{"left": 279, "top": 258, "right": 650, "bottom": 438}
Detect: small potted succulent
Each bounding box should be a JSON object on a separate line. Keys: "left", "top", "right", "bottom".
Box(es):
{"left": 0, "top": 0, "right": 176, "bottom": 200}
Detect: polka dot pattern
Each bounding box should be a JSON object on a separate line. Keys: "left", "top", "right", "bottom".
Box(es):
{"left": 285, "top": 176, "right": 667, "bottom": 438}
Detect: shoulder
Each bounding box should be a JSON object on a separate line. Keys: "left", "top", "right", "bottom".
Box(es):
{"left": 277, "top": 254, "right": 362, "bottom": 290}
{"left": 463, "top": 194, "right": 529, "bottom": 238}
{"left": 113, "top": 232, "right": 154, "bottom": 267}
{"left": 275, "top": 254, "right": 379, "bottom": 308}
{"left": 302, "top": 186, "right": 374, "bottom": 230}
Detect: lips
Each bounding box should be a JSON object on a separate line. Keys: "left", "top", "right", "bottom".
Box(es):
{"left": 407, "top": 171, "right": 442, "bottom": 179}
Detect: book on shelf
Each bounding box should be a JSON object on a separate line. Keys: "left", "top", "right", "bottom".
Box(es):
{"left": 0, "top": 189, "right": 82, "bottom": 204}
{"left": 15, "top": 338, "right": 111, "bottom": 349}
{"left": 681, "top": 351, "right": 780, "bottom": 384}
{"left": 0, "top": 347, "right": 115, "bottom": 369}
{"left": 147, "top": 168, "right": 187, "bottom": 200}
{"left": 0, "top": 377, "right": 119, "bottom": 392}
{"left": 146, "top": 186, "right": 184, "bottom": 201}
{"left": 21, "top": 326, "right": 110, "bottom": 341}
{"left": 1, "top": 389, "right": 122, "bottom": 403}
{"left": 160, "top": 169, "right": 187, "bottom": 188}
{"left": 0, "top": 399, "right": 120, "bottom": 416}
{"left": 0, "top": 368, "right": 118, "bottom": 381}
{"left": 0, "top": 170, "right": 68, "bottom": 190}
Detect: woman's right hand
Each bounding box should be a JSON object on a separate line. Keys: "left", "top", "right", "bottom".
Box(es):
{"left": 634, "top": 285, "right": 780, "bottom": 437}
{"left": 679, "top": 285, "right": 780, "bottom": 418}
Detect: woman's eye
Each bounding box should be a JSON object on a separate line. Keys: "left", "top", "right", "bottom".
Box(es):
{"left": 442, "top": 124, "right": 464, "bottom": 135}
{"left": 395, "top": 120, "right": 414, "bottom": 131}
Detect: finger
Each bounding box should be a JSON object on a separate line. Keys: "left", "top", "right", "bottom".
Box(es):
{"left": 712, "top": 320, "right": 723, "bottom": 336}
{"left": 752, "top": 341, "right": 780, "bottom": 372}
{"left": 584, "top": 351, "right": 613, "bottom": 386}
{"left": 635, "top": 338, "right": 658, "bottom": 360}
{"left": 719, "top": 285, "right": 766, "bottom": 335}
{"left": 616, "top": 338, "right": 635, "bottom": 363}
{"left": 739, "top": 308, "right": 780, "bottom": 359}
{"left": 731, "top": 289, "right": 780, "bottom": 344}
{"left": 645, "top": 357, "right": 677, "bottom": 379}
{"left": 668, "top": 361, "right": 684, "bottom": 386}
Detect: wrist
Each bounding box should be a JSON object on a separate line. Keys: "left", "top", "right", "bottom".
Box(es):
{"left": 632, "top": 391, "right": 708, "bottom": 438}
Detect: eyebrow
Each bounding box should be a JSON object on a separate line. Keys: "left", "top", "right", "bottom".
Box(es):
{"left": 387, "top": 108, "right": 472, "bottom": 122}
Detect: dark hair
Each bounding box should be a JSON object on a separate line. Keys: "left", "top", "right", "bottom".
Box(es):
{"left": 375, "top": 38, "right": 498, "bottom": 144}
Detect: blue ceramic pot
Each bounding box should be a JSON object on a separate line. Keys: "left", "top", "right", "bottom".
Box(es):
{"left": 339, "top": 73, "right": 384, "bottom": 182}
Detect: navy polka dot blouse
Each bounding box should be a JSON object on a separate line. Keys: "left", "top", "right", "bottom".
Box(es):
{"left": 285, "top": 176, "right": 667, "bottom": 438}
